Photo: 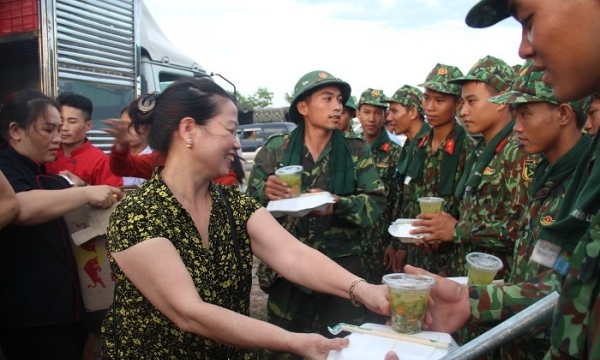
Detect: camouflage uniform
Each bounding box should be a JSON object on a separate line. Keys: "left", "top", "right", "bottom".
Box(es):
{"left": 401, "top": 63, "right": 476, "bottom": 275}
{"left": 247, "top": 71, "right": 386, "bottom": 360}
{"left": 448, "top": 56, "right": 534, "bottom": 280}
{"left": 356, "top": 88, "right": 403, "bottom": 285}
{"left": 466, "top": 59, "right": 593, "bottom": 359}
{"left": 382, "top": 85, "right": 427, "bottom": 220}
{"left": 466, "top": 2, "right": 600, "bottom": 359}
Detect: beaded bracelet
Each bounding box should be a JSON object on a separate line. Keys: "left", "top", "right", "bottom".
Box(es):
{"left": 349, "top": 278, "right": 366, "bottom": 307}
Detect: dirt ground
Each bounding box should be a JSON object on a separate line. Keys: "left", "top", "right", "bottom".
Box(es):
{"left": 250, "top": 256, "right": 269, "bottom": 321}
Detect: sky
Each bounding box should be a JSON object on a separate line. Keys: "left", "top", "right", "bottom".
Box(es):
{"left": 143, "top": 0, "right": 524, "bottom": 108}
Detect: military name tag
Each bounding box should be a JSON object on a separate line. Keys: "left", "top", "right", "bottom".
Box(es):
{"left": 531, "top": 239, "right": 561, "bottom": 269}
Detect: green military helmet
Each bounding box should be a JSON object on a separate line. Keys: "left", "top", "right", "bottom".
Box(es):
{"left": 381, "top": 85, "right": 425, "bottom": 118}
{"left": 465, "top": 0, "right": 510, "bottom": 28}
{"left": 419, "top": 63, "right": 464, "bottom": 96}
{"left": 345, "top": 96, "right": 357, "bottom": 111}
{"left": 449, "top": 55, "right": 515, "bottom": 92}
{"left": 488, "top": 59, "right": 594, "bottom": 115}
{"left": 357, "top": 88, "right": 388, "bottom": 109}
{"left": 289, "top": 70, "right": 351, "bottom": 124}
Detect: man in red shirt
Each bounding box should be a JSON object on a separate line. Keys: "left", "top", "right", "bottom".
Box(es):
{"left": 46, "top": 93, "right": 122, "bottom": 187}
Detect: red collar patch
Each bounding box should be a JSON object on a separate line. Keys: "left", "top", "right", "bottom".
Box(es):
{"left": 495, "top": 138, "right": 508, "bottom": 153}
{"left": 381, "top": 142, "right": 390, "bottom": 152}
{"left": 445, "top": 138, "right": 455, "bottom": 155}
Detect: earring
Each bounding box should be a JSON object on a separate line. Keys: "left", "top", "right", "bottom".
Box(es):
{"left": 186, "top": 139, "right": 193, "bottom": 149}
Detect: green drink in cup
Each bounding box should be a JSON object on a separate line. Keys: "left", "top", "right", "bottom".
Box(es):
{"left": 417, "top": 197, "right": 444, "bottom": 214}
{"left": 275, "top": 165, "right": 303, "bottom": 197}
{"left": 466, "top": 252, "right": 504, "bottom": 286}
{"left": 382, "top": 273, "right": 436, "bottom": 334}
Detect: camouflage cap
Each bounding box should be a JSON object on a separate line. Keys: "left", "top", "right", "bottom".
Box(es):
{"left": 488, "top": 60, "right": 594, "bottom": 114}
{"left": 381, "top": 85, "right": 425, "bottom": 118}
{"left": 344, "top": 96, "right": 357, "bottom": 111}
{"left": 465, "top": 0, "right": 510, "bottom": 28}
{"left": 289, "top": 70, "right": 351, "bottom": 124}
{"left": 419, "top": 63, "right": 464, "bottom": 96}
{"left": 357, "top": 88, "right": 388, "bottom": 109}
{"left": 449, "top": 55, "right": 515, "bottom": 92}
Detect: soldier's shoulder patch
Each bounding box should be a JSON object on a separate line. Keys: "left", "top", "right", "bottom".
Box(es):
{"left": 483, "top": 166, "right": 496, "bottom": 175}
{"left": 522, "top": 158, "right": 538, "bottom": 182}
{"left": 540, "top": 215, "right": 555, "bottom": 226}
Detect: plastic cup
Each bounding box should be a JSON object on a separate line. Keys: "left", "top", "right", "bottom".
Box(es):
{"left": 275, "top": 165, "right": 303, "bottom": 197}
{"left": 382, "top": 273, "right": 436, "bottom": 334}
{"left": 417, "top": 197, "right": 444, "bottom": 214}
{"left": 466, "top": 252, "right": 504, "bottom": 286}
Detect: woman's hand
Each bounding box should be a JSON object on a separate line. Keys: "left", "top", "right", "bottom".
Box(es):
{"left": 85, "top": 185, "right": 122, "bottom": 208}
{"left": 293, "top": 333, "right": 349, "bottom": 360}
{"left": 353, "top": 282, "right": 390, "bottom": 316}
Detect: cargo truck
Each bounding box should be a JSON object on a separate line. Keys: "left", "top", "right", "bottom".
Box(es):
{"left": 0, "top": 0, "right": 227, "bottom": 151}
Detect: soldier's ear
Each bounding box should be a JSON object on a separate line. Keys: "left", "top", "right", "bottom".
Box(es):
{"left": 297, "top": 100, "right": 308, "bottom": 117}
{"left": 556, "top": 103, "right": 573, "bottom": 126}
{"left": 494, "top": 91, "right": 508, "bottom": 112}
{"left": 409, "top": 107, "right": 419, "bottom": 121}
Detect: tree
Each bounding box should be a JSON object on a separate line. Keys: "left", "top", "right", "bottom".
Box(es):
{"left": 284, "top": 91, "right": 294, "bottom": 104}
{"left": 236, "top": 87, "right": 274, "bottom": 108}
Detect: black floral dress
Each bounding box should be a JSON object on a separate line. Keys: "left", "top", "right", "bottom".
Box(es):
{"left": 101, "top": 170, "right": 261, "bottom": 359}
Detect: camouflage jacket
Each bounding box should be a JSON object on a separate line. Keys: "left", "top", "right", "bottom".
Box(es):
{"left": 500, "top": 137, "right": 591, "bottom": 360}
{"left": 400, "top": 122, "right": 475, "bottom": 273}
{"left": 247, "top": 132, "right": 386, "bottom": 258}
{"left": 451, "top": 132, "right": 537, "bottom": 277}
{"left": 543, "top": 209, "right": 600, "bottom": 360}
{"left": 362, "top": 135, "right": 403, "bottom": 254}
{"left": 544, "top": 142, "right": 600, "bottom": 360}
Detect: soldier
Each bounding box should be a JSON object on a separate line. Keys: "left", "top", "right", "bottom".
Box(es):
{"left": 400, "top": 63, "right": 475, "bottom": 275}
{"left": 584, "top": 94, "right": 600, "bottom": 137}
{"left": 382, "top": 85, "right": 429, "bottom": 271}
{"left": 475, "top": 59, "right": 593, "bottom": 359}
{"left": 246, "top": 70, "right": 386, "bottom": 360}
{"left": 411, "top": 55, "right": 534, "bottom": 347}
{"left": 412, "top": 56, "right": 534, "bottom": 281}
{"left": 402, "top": 2, "right": 600, "bottom": 360}
{"left": 355, "top": 88, "right": 403, "bottom": 286}
{"left": 338, "top": 96, "right": 357, "bottom": 133}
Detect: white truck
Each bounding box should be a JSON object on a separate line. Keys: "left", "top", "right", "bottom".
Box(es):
{"left": 0, "top": 0, "right": 230, "bottom": 151}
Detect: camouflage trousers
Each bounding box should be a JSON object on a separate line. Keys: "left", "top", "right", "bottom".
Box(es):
{"left": 361, "top": 250, "right": 392, "bottom": 285}
{"left": 406, "top": 242, "right": 455, "bottom": 275}
{"left": 261, "top": 255, "right": 364, "bottom": 360}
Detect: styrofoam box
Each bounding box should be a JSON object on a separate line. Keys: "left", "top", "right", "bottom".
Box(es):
{"left": 328, "top": 323, "right": 458, "bottom": 360}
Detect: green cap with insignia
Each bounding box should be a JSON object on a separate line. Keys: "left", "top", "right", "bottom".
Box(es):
{"left": 344, "top": 96, "right": 357, "bottom": 111}
{"left": 449, "top": 55, "right": 515, "bottom": 92}
{"left": 488, "top": 59, "right": 594, "bottom": 114}
{"left": 382, "top": 85, "right": 425, "bottom": 118}
{"left": 357, "top": 88, "right": 387, "bottom": 109}
{"left": 465, "top": 0, "right": 510, "bottom": 28}
{"left": 289, "top": 70, "right": 351, "bottom": 124}
{"left": 419, "top": 63, "right": 464, "bottom": 96}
